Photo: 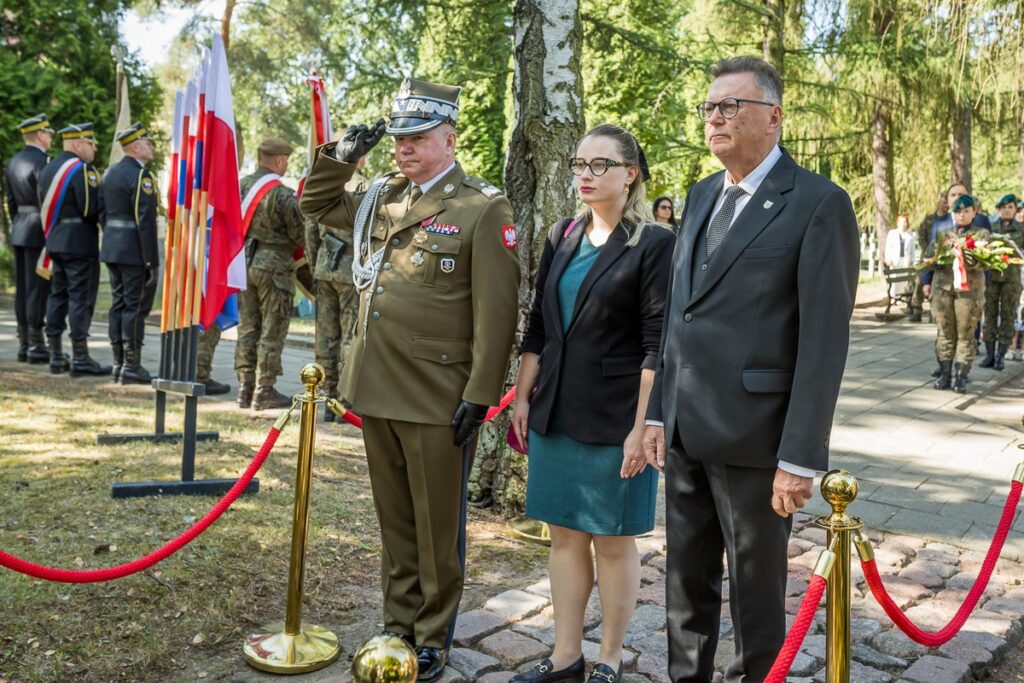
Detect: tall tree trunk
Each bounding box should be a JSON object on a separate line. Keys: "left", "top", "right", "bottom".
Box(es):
{"left": 221, "top": 0, "right": 236, "bottom": 51}
{"left": 872, "top": 104, "right": 893, "bottom": 269}
{"left": 467, "top": 0, "right": 584, "bottom": 517}
{"left": 762, "top": 0, "right": 784, "bottom": 76}
{"left": 949, "top": 100, "right": 972, "bottom": 188}
{"left": 1019, "top": 108, "right": 1024, "bottom": 196}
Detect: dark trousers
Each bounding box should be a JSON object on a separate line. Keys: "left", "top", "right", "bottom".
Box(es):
{"left": 107, "top": 264, "right": 156, "bottom": 346}
{"left": 13, "top": 246, "right": 49, "bottom": 329}
{"left": 45, "top": 255, "right": 97, "bottom": 341}
{"left": 665, "top": 435, "right": 792, "bottom": 683}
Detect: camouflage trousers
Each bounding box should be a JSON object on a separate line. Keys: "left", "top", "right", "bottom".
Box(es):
{"left": 196, "top": 325, "right": 221, "bottom": 382}
{"left": 235, "top": 267, "right": 294, "bottom": 387}
{"left": 932, "top": 288, "right": 984, "bottom": 364}
{"left": 314, "top": 278, "right": 359, "bottom": 398}
{"left": 982, "top": 279, "right": 1022, "bottom": 345}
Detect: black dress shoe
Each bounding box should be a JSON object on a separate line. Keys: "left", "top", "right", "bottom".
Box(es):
{"left": 416, "top": 646, "right": 448, "bottom": 682}
{"left": 511, "top": 656, "right": 585, "bottom": 682}
{"left": 587, "top": 662, "right": 622, "bottom": 683}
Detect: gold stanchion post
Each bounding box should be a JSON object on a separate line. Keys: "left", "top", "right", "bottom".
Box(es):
{"left": 815, "top": 469, "right": 861, "bottom": 683}
{"left": 243, "top": 364, "right": 341, "bottom": 673}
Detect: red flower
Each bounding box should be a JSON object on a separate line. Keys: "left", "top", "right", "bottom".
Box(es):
{"left": 965, "top": 235, "right": 976, "bottom": 249}
{"left": 1003, "top": 254, "right": 1010, "bottom": 263}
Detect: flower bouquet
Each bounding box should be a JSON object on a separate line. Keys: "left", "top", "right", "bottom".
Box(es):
{"left": 917, "top": 233, "right": 1023, "bottom": 291}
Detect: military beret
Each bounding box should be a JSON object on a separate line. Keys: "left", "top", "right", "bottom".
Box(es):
{"left": 996, "top": 193, "right": 1018, "bottom": 208}
{"left": 116, "top": 122, "right": 149, "bottom": 146}
{"left": 258, "top": 138, "right": 294, "bottom": 156}
{"left": 951, "top": 194, "right": 975, "bottom": 212}
{"left": 17, "top": 114, "right": 53, "bottom": 135}
{"left": 386, "top": 78, "right": 461, "bottom": 135}
{"left": 58, "top": 123, "right": 96, "bottom": 140}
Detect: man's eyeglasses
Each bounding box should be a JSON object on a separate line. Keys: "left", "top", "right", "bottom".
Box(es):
{"left": 570, "top": 157, "right": 626, "bottom": 177}
{"left": 695, "top": 98, "right": 777, "bottom": 122}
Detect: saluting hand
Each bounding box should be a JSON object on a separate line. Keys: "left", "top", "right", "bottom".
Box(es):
{"left": 337, "top": 119, "right": 387, "bottom": 163}
{"left": 641, "top": 424, "right": 666, "bottom": 473}
{"left": 771, "top": 468, "right": 814, "bottom": 517}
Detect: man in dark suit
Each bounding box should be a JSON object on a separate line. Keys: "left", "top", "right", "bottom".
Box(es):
{"left": 6, "top": 114, "right": 54, "bottom": 364}
{"left": 642, "top": 56, "right": 859, "bottom": 682}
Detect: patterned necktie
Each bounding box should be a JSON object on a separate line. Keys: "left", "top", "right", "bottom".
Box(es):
{"left": 706, "top": 185, "right": 746, "bottom": 256}
{"left": 409, "top": 185, "right": 423, "bottom": 206}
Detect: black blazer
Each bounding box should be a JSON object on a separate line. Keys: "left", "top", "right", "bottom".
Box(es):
{"left": 522, "top": 218, "right": 674, "bottom": 445}
{"left": 5, "top": 145, "right": 48, "bottom": 248}
{"left": 37, "top": 151, "right": 103, "bottom": 258}
{"left": 100, "top": 157, "right": 160, "bottom": 268}
{"left": 647, "top": 149, "right": 859, "bottom": 471}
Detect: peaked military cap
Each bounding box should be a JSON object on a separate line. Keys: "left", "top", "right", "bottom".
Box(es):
{"left": 951, "top": 194, "right": 975, "bottom": 212}
{"left": 17, "top": 114, "right": 53, "bottom": 135}
{"left": 996, "top": 193, "right": 1018, "bottom": 208}
{"left": 115, "top": 122, "right": 149, "bottom": 146}
{"left": 257, "top": 138, "right": 294, "bottom": 156}
{"left": 385, "top": 78, "right": 461, "bottom": 135}
{"left": 58, "top": 123, "right": 96, "bottom": 140}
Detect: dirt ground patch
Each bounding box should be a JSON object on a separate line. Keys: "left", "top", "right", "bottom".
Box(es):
{"left": 0, "top": 363, "right": 548, "bottom": 682}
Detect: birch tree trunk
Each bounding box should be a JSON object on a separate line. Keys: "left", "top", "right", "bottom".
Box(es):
{"left": 949, "top": 100, "right": 972, "bottom": 188}
{"left": 467, "top": 0, "right": 584, "bottom": 517}
{"left": 872, "top": 104, "right": 893, "bottom": 269}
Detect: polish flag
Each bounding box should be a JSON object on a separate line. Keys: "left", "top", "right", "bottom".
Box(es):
{"left": 297, "top": 69, "right": 333, "bottom": 198}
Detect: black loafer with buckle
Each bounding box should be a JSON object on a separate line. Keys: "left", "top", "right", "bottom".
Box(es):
{"left": 510, "top": 655, "right": 586, "bottom": 682}
{"left": 587, "top": 661, "right": 622, "bottom": 683}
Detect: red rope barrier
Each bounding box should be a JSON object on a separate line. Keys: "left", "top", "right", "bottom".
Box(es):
{"left": 484, "top": 387, "right": 517, "bottom": 422}
{"left": 330, "top": 387, "right": 517, "bottom": 431}
{"left": 0, "top": 425, "right": 283, "bottom": 583}
{"left": 764, "top": 573, "right": 829, "bottom": 683}
{"left": 861, "top": 479, "right": 1022, "bottom": 646}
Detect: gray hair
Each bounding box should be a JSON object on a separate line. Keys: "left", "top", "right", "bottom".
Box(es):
{"left": 710, "top": 56, "right": 783, "bottom": 105}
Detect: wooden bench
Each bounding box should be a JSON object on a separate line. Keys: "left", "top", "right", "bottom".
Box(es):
{"left": 882, "top": 265, "right": 918, "bottom": 314}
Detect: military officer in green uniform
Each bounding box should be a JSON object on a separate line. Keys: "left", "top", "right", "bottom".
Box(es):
{"left": 100, "top": 123, "right": 159, "bottom": 384}
{"left": 979, "top": 193, "right": 1024, "bottom": 371}
{"left": 306, "top": 154, "right": 368, "bottom": 421}
{"left": 922, "top": 194, "right": 990, "bottom": 393}
{"left": 300, "top": 78, "right": 520, "bottom": 681}
{"left": 235, "top": 138, "right": 306, "bottom": 411}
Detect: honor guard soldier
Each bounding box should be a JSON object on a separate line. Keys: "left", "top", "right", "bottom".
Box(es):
{"left": 6, "top": 114, "right": 54, "bottom": 364}
{"left": 979, "top": 193, "right": 1024, "bottom": 370}
{"left": 235, "top": 137, "right": 306, "bottom": 410}
{"left": 300, "top": 78, "right": 521, "bottom": 681}
{"left": 38, "top": 123, "right": 111, "bottom": 377}
{"left": 99, "top": 123, "right": 159, "bottom": 384}
{"left": 306, "top": 153, "right": 368, "bottom": 420}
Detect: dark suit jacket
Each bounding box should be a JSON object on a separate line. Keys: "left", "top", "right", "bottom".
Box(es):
{"left": 522, "top": 218, "right": 674, "bottom": 445}
{"left": 100, "top": 157, "right": 159, "bottom": 268}
{"left": 37, "top": 151, "right": 102, "bottom": 258}
{"left": 6, "top": 145, "right": 48, "bottom": 248}
{"left": 647, "top": 149, "right": 859, "bottom": 471}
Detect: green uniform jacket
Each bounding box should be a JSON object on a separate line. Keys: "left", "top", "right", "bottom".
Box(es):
{"left": 241, "top": 168, "right": 306, "bottom": 270}
{"left": 988, "top": 220, "right": 1024, "bottom": 285}
{"left": 926, "top": 227, "right": 990, "bottom": 297}
{"left": 305, "top": 170, "right": 368, "bottom": 284}
{"left": 300, "top": 142, "right": 521, "bottom": 425}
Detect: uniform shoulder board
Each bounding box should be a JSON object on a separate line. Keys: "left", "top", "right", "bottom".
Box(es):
{"left": 463, "top": 175, "right": 502, "bottom": 198}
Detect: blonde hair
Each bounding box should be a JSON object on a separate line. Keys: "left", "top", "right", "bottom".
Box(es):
{"left": 575, "top": 123, "right": 664, "bottom": 247}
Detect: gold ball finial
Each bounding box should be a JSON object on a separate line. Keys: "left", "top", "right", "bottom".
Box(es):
{"left": 299, "top": 363, "right": 325, "bottom": 392}
{"left": 351, "top": 634, "right": 418, "bottom": 683}
{"left": 820, "top": 469, "right": 859, "bottom": 518}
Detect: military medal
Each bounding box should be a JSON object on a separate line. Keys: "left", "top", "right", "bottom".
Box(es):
{"left": 440, "top": 256, "right": 456, "bottom": 273}
{"left": 414, "top": 228, "right": 428, "bottom": 245}
{"left": 411, "top": 249, "right": 425, "bottom": 267}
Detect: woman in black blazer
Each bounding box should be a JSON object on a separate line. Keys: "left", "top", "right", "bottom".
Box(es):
{"left": 509, "top": 124, "right": 674, "bottom": 683}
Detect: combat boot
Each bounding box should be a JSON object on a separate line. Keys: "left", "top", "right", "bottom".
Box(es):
{"left": 119, "top": 344, "right": 152, "bottom": 384}
{"left": 237, "top": 381, "right": 255, "bottom": 409}
{"left": 908, "top": 308, "right": 922, "bottom": 323}
{"left": 48, "top": 335, "right": 69, "bottom": 374}
{"left": 26, "top": 328, "right": 50, "bottom": 364}
{"left": 979, "top": 341, "right": 995, "bottom": 368}
{"left": 110, "top": 342, "right": 124, "bottom": 383}
{"left": 16, "top": 323, "right": 28, "bottom": 362}
{"left": 952, "top": 362, "right": 969, "bottom": 393}
{"left": 252, "top": 385, "right": 292, "bottom": 411}
{"left": 933, "top": 360, "right": 952, "bottom": 390}
{"left": 69, "top": 339, "right": 112, "bottom": 377}
{"left": 994, "top": 343, "right": 1006, "bottom": 371}
{"left": 201, "top": 378, "right": 231, "bottom": 396}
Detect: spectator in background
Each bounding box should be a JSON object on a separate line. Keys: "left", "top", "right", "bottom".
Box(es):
{"left": 652, "top": 195, "right": 678, "bottom": 231}
{"left": 885, "top": 213, "right": 917, "bottom": 316}
{"left": 913, "top": 192, "right": 949, "bottom": 322}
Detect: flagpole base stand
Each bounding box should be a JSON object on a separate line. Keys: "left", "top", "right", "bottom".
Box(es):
{"left": 243, "top": 622, "right": 341, "bottom": 674}
{"left": 508, "top": 516, "right": 551, "bottom": 546}
{"left": 96, "top": 431, "right": 219, "bottom": 445}
{"left": 111, "top": 477, "right": 258, "bottom": 499}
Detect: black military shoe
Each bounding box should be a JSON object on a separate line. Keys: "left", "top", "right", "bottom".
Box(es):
{"left": 933, "top": 361, "right": 952, "bottom": 390}
{"left": 48, "top": 336, "right": 69, "bottom": 374}
{"left": 119, "top": 345, "right": 152, "bottom": 384}
{"left": 252, "top": 386, "right": 292, "bottom": 411}
{"left": 69, "top": 339, "right": 112, "bottom": 377}
{"left": 994, "top": 343, "right": 1006, "bottom": 371}
{"left": 416, "top": 647, "right": 448, "bottom": 682}
{"left": 201, "top": 378, "right": 231, "bottom": 395}
{"left": 979, "top": 341, "right": 995, "bottom": 368}
{"left": 511, "top": 656, "right": 586, "bottom": 683}
{"left": 587, "top": 662, "right": 622, "bottom": 683}
{"left": 16, "top": 323, "right": 28, "bottom": 362}
{"left": 237, "top": 382, "right": 254, "bottom": 409}
{"left": 26, "top": 328, "right": 49, "bottom": 364}
{"left": 110, "top": 342, "right": 124, "bottom": 383}
{"left": 952, "top": 362, "right": 969, "bottom": 394}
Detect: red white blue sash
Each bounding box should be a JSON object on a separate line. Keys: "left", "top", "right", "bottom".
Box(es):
{"left": 240, "top": 173, "right": 283, "bottom": 235}
{"left": 36, "top": 158, "right": 85, "bottom": 278}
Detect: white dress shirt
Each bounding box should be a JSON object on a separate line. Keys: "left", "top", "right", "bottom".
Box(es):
{"left": 411, "top": 161, "right": 457, "bottom": 195}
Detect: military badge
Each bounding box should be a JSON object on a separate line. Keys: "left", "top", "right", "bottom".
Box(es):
{"left": 479, "top": 182, "right": 499, "bottom": 198}
{"left": 86, "top": 170, "right": 99, "bottom": 187}
{"left": 411, "top": 249, "right": 425, "bottom": 267}
{"left": 414, "top": 228, "right": 429, "bottom": 245}
{"left": 443, "top": 183, "right": 455, "bottom": 193}
{"left": 141, "top": 178, "right": 155, "bottom": 195}
{"left": 440, "top": 256, "right": 456, "bottom": 273}
{"left": 502, "top": 225, "right": 518, "bottom": 249}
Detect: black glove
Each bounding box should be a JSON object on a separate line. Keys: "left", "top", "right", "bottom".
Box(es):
{"left": 964, "top": 251, "right": 978, "bottom": 268}
{"left": 451, "top": 400, "right": 488, "bottom": 447}
{"left": 144, "top": 268, "right": 157, "bottom": 289}
{"left": 336, "top": 119, "right": 387, "bottom": 163}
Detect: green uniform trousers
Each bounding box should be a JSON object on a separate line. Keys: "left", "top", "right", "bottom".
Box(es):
{"left": 982, "top": 279, "right": 1022, "bottom": 345}
{"left": 361, "top": 415, "right": 471, "bottom": 649}
{"left": 933, "top": 288, "right": 984, "bottom": 364}
{"left": 235, "top": 266, "right": 294, "bottom": 386}
{"left": 196, "top": 325, "right": 221, "bottom": 382}
{"left": 314, "top": 278, "right": 359, "bottom": 398}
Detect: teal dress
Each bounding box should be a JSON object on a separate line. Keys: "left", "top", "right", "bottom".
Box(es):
{"left": 525, "top": 234, "right": 658, "bottom": 536}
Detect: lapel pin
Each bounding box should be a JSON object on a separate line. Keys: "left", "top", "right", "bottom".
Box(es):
{"left": 763, "top": 200, "right": 774, "bottom": 209}
{"left": 443, "top": 183, "right": 455, "bottom": 193}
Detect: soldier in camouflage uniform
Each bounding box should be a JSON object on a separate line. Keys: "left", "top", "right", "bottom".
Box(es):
{"left": 979, "top": 193, "right": 1024, "bottom": 371}
{"left": 195, "top": 326, "right": 229, "bottom": 395}
{"left": 306, "top": 156, "right": 368, "bottom": 421}
{"left": 921, "top": 194, "right": 989, "bottom": 393}
{"left": 235, "top": 138, "right": 306, "bottom": 410}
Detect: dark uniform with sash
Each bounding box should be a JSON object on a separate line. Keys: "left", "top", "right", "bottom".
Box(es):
{"left": 39, "top": 123, "right": 111, "bottom": 376}
{"left": 300, "top": 79, "right": 520, "bottom": 681}
{"left": 6, "top": 114, "right": 52, "bottom": 363}
{"left": 100, "top": 123, "right": 159, "bottom": 384}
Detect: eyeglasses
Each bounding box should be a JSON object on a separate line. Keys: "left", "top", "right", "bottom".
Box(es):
{"left": 695, "top": 97, "right": 777, "bottom": 121}
{"left": 657, "top": 204, "right": 672, "bottom": 211}
{"left": 570, "top": 157, "right": 626, "bottom": 177}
